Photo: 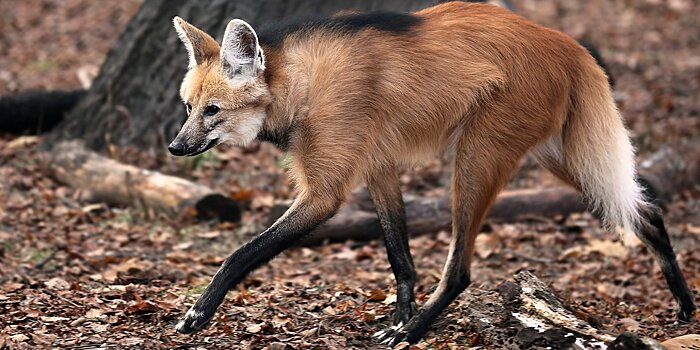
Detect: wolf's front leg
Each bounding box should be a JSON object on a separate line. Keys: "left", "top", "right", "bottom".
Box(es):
{"left": 176, "top": 194, "right": 339, "bottom": 333}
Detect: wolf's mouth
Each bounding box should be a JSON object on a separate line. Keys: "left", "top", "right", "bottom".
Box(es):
{"left": 186, "top": 138, "right": 219, "bottom": 156}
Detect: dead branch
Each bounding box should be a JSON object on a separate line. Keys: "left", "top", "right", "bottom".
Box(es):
{"left": 461, "top": 270, "right": 664, "bottom": 349}
{"left": 45, "top": 141, "right": 240, "bottom": 222}
{"left": 273, "top": 139, "right": 700, "bottom": 245}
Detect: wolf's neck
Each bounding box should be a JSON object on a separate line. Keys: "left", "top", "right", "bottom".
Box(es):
{"left": 257, "top": 44, "right": 304, "bottom": 151}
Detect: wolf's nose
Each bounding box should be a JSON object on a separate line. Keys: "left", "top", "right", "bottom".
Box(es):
{"left": 168, "top": 141, "right": 186, "bottom": 156}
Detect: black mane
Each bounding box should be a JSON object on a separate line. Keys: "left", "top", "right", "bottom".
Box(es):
{"left": 258, "top": 11, "right": 423, "bottom": 48}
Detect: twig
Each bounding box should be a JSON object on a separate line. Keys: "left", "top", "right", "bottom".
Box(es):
{"left": 33, "top": 248, "right": 59, "bottom": 270}
{"left": 44, "top": 289, "right": 83, "bottom": 308}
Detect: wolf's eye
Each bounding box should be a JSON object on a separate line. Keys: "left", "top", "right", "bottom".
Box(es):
{"left": 203, "top": 105, "right": 220, "bottom": 117}
{"left": 185, "top": 103, "right": 192, "bottom": 115}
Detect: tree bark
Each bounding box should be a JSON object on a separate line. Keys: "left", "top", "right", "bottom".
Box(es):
{"left": 43, "top": 0, "right": 438, "bottom": 151}
{"left": 44, "top": 141, "right": 241, "bottom": 222}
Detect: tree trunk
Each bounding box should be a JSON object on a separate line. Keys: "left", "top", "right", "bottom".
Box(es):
{"left": 43, "top": 0, "right": 438, "bottom": 151}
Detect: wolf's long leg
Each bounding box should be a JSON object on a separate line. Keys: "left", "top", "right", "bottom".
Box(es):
{"left": 636, "top": 206, "right": 696, "bottom": 321}
{"left": 176, "top": 194, "right": 339, "bottom": 333}
{"left": 378, "top": 119, "right": 530, "bottom": 346}
{"left": 367, "top": 166, "right": 417, "bottom": 325}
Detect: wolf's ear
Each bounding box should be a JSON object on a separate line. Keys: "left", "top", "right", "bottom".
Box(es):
{"left": 220, "top": 19, "right": 265, "bottom": 81}
{"left": 173, "top": 16, "right": 220, "bottom": 69}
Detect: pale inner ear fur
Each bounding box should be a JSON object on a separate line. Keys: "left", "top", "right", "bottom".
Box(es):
{"left": 220, "top": 19, "right": 265, "bottom": 81}
{"left": 173, "top": 17, "right": 198, "bottom": 69}
{"left": 173, "top": 16, "right": 220, "bottom": 69}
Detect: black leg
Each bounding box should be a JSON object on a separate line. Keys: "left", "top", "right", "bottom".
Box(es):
{"left": 176, "top": 196, "right": 339, "bottom": 333}
{"left": 390, "top": 269, "right": 470, "bottom": 345}
{"left": 637, "top": 207, "right": 696, "bottom": 321}
{"left": 376, "top": 121, "right": 521, "bottom": 345}
{"left": 366, "top": 168, "right": 417, "bottom": 325}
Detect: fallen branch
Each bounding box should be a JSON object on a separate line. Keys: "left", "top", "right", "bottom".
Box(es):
{"left": 45, "top": 141, "right": 241, "bottom": 222}
{"left": 282, "top": 187, "right": 585, "bottom": 245}
{"left": 274, "top": 139, "right": 700, "bottom": 245}
{"left": 460, "top": 270, "right": 664, "bottom": 349}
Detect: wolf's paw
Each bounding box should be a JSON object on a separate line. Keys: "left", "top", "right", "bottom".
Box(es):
{"left": 175, "top": 307, "right": 214, "bottom": 334}
{"left": 373, "top": 321, "right": 407, "bottom": 346}
{"left": 373, "top": 313, "right": 431, "bottom": 347}
{"left": 677, "top": 305, "right": 696, "bottom": 323}
{"left": 394, "top": 300, "right": 418, "bottom": 325}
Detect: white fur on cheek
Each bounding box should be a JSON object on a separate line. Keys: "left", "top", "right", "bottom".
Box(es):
{"left": 235, "top": 111, "right": 266, "bottom": 146}
{"left": 208, "top": 111, "right": 265, "bottom": 147}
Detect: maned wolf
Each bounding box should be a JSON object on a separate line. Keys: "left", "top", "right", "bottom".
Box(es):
{"left": 168, "top": 2, "right": 696, "bottom": 345}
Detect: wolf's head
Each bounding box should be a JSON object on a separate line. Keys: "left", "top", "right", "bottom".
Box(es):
{"left": 169, "top": 17, "right": 270, "bottom": 156}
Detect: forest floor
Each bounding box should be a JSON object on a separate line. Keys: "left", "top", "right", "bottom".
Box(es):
{"left": 1, "top": 0, "right": 700, "bottom": 349}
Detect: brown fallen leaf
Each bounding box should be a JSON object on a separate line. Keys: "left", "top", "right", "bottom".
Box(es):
{"left": 383, "top": 293, "right": 398, "bottom": 305}
{"left": 32, "top": 332, "right": 57, "bottom": 347}
{"left": 70, "top": 317, "right": 86, "bottom": 327}
{"left": 246, "top": 322, "right": 265, "bottom": 333}
{"left": 125, "top": 300, "right": 159, "bottom": 314}
{"left": 474, "top": 232, "right": 501, "bottom": 259}
{"left": 44, "top": 277, "right": 70, "bottom": 290}
{"left": 2, "top": 282, "right": 23, "bottom": 292}
{"left": 618, "top": 317, "right": 640, "bottom": 332}
{"left": 687, "top": 224, "right": 700, "bottom": 235}
{"left": 367, "top": 289, "right": 387, "bottom": 302}
{"left": 251, "top": 193, "right": 275, "bottom": 210}
{"left": 330, "top": 247, "right": 357, "bottom": 260}
{"left": 323, "top": 305, "right": 336, "bottom": 316}
{"left": 102, "top": 258, "right": 150, "bottom": 283}
{"left": 360, "top": 310, "right": 376, "bottom": 322}
{"left": 9, "top": 334, "right": 29, "bottom": 343}
{"left": 4, "top": 136, "right": 39, "bottom": 152}
{"left": 393, "top": 341, "right": 411, "bottom": 349}
{"left": 301, "top": 328, "right": 317, "bottom": 338}
{"left": 85, "top": 308, "right": 104, "bottom": 319}
{"left": 233, "top": 189, "right": 255, "bottom": 202}
{"left": 597, "top": 282, "right": 628, "bottom": 300}
{"left": 585, "top": 239, "right": 628, "bottom": 258}
{"left": 562, "top": 239, "right": 628, "bottom": 258}
{"left": 196, "top": 230, "right": 221, "bottom": 239}
{"left": 269, "top": 342, "right": 288, "bottom": 350}
{"left": 81, "top": 203, "right": 105, "bottom": 213}
{"left": 662, "top": 334, "right": 700, "bottom": 350}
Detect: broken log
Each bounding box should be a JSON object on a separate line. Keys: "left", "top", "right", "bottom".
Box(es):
{"left": 459, "top": 270, "right": 663, "bottom": 350}
{"left": 271, "top": 139, "right": 700, "bottom": 245}
{"left": 637, "top": 140, "right": 700, "bottom": 204}
{"left": 44, "top": 141, "right": 241, "bottom": 222}
{"left": 280, "top": 187, "right": 585, "bottom": 245}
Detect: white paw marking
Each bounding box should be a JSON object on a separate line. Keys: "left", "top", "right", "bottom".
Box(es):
{"left": 373, "top": 330, "right": 386, "bottom": 338}
{"left": 374, "top": 321, "right": 405, "bottom": 344}
{"left": 185, "top": 308, "right": 203, "bottom": 319}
